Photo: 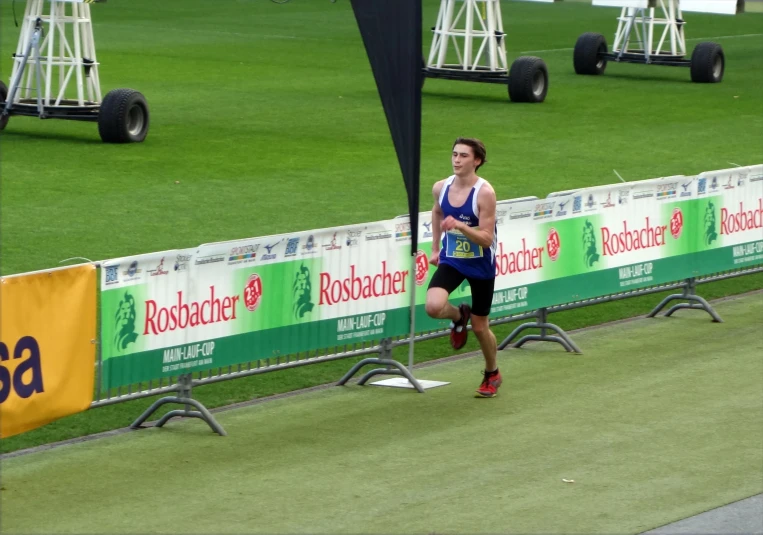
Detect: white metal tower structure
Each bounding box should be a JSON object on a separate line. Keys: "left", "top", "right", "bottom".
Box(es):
{"left": 0, "top": 0, "right": 149, "bottom": 143}
{"left": 423, "top": 0, "right": 552, "bottom": 103}
{"left": 427, "top": 0, "right": 509, "bottom": 74}
{"left": 573, "top": 0, "right": 743, "bottom": 83}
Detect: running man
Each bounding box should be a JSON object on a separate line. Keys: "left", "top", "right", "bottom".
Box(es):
{"left": 425, "top": 137, "right": 501, "bottom": 398}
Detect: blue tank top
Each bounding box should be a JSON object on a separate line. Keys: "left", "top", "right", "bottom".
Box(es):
{"left": 438, "top": 176, "right": 497, "bottom": 280}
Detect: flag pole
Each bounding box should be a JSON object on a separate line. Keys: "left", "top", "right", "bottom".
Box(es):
{"left": 408, "top": 251, "right": 416, "bottom": 372}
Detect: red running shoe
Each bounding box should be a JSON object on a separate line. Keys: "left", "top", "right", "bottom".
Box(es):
{"left": 475, "top": 370, "right": 502, "bottom": 398}
{"left": 449, "top": 303, "right": 471, "bottom": 350}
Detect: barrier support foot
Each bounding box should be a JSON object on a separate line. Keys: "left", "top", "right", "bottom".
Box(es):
{"left": 337, "top": 338, "right": 426, "bottom": 393}
{"left": 647, "top": 278, "right": 723, "bottom": 322}
{"left": 130, "top": 374, "right": 226, "bottom": 436}
{"left": 497, "top": 308, "right": 582, "bottom": 354}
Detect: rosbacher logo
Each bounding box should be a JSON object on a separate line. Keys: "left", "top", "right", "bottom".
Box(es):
{"left": 143, "top": 287, "right": 240, "bottom": 335}
{"left": 704, "top": 201, "right": 718, "bottom": 245}
{"left": 114, "top": 291, "right": 138, "bottom": 352}
{"left": 319, "top": 262, "right": 409, "bottom": 305}
{"left": 292, "top": 264, "right": 315, "bottom": 319}
{"left": 582, "top": 220, "right": 600, "bottom": 267}
{"left": 495, "top": 239, "right": 544, "bottom": 276}
{"left": 721, "top": 198, "right": 763, "bottom": 235}
{"left": 600, "top": 217, "right": 667, "bottom": 256}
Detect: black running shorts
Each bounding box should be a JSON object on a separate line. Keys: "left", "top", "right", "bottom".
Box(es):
{"left": 428, "top": 263, "right": 495, "bottom": 317}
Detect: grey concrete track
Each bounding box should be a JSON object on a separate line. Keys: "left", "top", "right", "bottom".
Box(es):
{"left": 3, "top": 292, "right": 762, "bottom": 534}
{"left": 641, "top": 494, "right": 762, "bottom": 535}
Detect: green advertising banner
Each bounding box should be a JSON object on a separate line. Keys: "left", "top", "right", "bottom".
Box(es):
{"left": 692, "top": 166, "right": 763, "bottom": 275}
{"left": 413, "top": 175, "right": 700, "bottom": 326}
{"left": 100, "top": 165, "right": 762, "bottom": 390}
{"left": 100, "top": 223, "right": 415, "bottom": 389}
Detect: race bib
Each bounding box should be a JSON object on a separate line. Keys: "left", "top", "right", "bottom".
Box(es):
{"left": 445, "top": 231, "right": 483, "bottom": 259}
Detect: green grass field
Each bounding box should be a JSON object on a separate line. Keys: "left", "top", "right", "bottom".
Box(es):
{"left": 1, "top": 0, "right": 762, "bottom": 275}
{"left": 1, "top": 293, "right": 761, "bottom": 534}
{"left": 0, "top": 0, "right": 762, "bottom": 454}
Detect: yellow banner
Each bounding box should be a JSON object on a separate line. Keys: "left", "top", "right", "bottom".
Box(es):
{"left": 0, "top": 264, "right": 96, "bottom": 438}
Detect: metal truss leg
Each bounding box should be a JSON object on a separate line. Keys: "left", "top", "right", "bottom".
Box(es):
{"left": 497, "top": 308, "right": 582, "bottom": 354}
{"left": 337, "top": 338, "right": 426, "bottom": 393}
{"left": 618, "top": 9, "right": 639, "bottom": 60}
{"left": 4, "top": 17, "right": 45, "bottom": 118}
{"left": 130, "top": 374, "right": 226, "bottom": 435}
{"left": 647, "top": 278, "right": 723, "bottom": 323}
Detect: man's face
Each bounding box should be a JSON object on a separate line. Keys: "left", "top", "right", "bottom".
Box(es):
{"left": 452, "top": 144, "right": 480, "bottom": 177}
{"left": 117, "top": 300, "right": 133, "bottom": 328}
{"left": 294, "top": 272, "right": 307, "bottom": 295}
{"left": 704, "top": 206, "right": 714, "bottom": 228}
{"left": 583, "top": 224, "right": 594, "bottom": 251}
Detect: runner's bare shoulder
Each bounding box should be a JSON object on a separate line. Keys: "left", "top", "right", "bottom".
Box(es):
{"left": 432, "top": 179, "right": 447, "bottom": 200}
{"left": 477, "top": 180, "right": 497, "bottom": 209}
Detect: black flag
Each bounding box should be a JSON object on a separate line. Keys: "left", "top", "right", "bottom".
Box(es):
{"left": 350, "top": 0, "right": 422, "bottom": 256}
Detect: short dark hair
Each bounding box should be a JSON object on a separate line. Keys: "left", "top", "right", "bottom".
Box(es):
{"left": 452, "top": 137, "right": 487, "bottom": 171}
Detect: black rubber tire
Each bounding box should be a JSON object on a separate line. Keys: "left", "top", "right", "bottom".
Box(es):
{"left": 98, "top": 88, "right": 150, "bottom": 143}
{"left": 0, "top": 81, "right": 9, "bottom": 131}
{"left": 573, "top": 32, "right": 608, "bottom": 75}
{"left": 690, "top": 42, "right": 724, "bottom": 83}
{"left": 508, "top": 56, "right": 548, "bottom": 103}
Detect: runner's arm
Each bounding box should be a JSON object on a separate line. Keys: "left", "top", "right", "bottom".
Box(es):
{"left": 455, "top": 185, "right": 496, "bottom": 248}
{"left": 431, "top": 181, "right": 445, "bottom": 255}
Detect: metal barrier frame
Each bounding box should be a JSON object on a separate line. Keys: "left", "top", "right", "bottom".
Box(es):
{"left": 87, "top": 264, "right": 762, "bottom": 435}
